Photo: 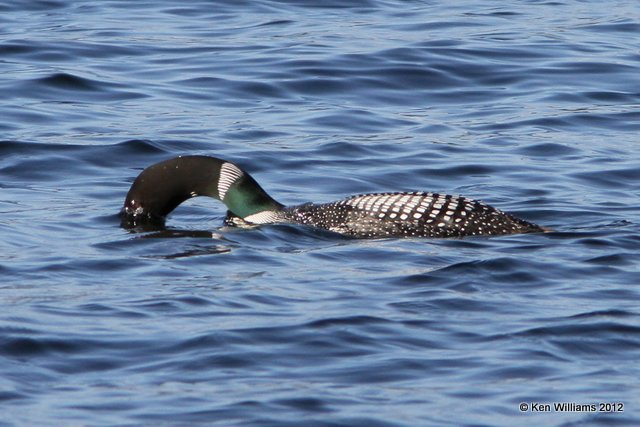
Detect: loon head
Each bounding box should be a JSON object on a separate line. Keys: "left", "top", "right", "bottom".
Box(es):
{"left": 121, "top": 155, "right": 283, "bottom": 227}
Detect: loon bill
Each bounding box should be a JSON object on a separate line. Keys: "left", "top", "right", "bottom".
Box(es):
{"left": 121, "top": 155, "right": 546, "bottom": 238}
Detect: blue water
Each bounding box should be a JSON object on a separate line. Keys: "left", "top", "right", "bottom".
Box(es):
{"left": 1, "top": 1, "right": 639, "bottom": 425}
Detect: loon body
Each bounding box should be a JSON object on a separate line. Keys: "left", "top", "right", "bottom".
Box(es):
{"left": 122, "top": 155, "right": 544, "bottom": 238}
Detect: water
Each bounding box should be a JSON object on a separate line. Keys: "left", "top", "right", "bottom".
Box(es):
{"left": 1, "top": 1, "right": 639, "bottom": 425}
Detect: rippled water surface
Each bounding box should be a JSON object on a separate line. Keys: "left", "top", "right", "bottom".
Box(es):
{"left": 1, "top": 1, "right": 639, "bottom": 426}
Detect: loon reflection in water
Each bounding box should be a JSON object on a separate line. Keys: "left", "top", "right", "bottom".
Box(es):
{"left": 121, "top": 155, "right": 546, "bottom": 238}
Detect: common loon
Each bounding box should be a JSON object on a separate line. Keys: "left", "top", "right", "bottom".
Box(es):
{"left": 121, "top": 155, "right": 545, "bottom": 238}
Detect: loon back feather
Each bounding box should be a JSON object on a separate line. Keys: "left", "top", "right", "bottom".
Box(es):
{"left": 121, "top": 155, "right": 545, "bottom": 238}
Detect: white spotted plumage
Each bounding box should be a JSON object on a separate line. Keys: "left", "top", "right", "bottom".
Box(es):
{"left": 280, "top": 191, "right": 542, "bottom": 238}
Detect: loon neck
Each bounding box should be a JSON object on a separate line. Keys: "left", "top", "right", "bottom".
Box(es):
{"left": 122, "top": 155, "right": 283, "bottom": 225}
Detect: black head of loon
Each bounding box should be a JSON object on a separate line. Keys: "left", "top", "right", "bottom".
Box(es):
{"left": 121, "top": 155, "right": 546, "bottom": 238}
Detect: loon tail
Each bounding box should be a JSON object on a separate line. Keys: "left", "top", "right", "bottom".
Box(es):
{"left": 121, "top": 155, "right": 283, "bottom": 226}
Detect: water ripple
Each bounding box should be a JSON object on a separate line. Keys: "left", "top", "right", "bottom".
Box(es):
{"left": 1, "top": 1, "right": 639, "bottom": 426}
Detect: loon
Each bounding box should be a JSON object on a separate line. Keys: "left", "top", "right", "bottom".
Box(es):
{"left": 121, "top": 155, "right": 545, "bottom": 238}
